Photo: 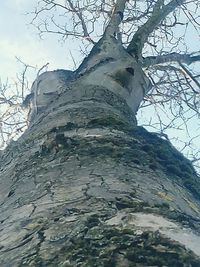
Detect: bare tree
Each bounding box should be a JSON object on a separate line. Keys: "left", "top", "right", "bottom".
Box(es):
{"left": 2, "top": 0, "right": 200, "bottom": 158}
{"left": 1, "top": 1, "right": 200, "bottom": 266}
{"left": 28, "top": 0, "right": 200, "bottom": 166}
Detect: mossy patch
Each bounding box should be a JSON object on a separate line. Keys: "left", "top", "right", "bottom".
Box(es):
{"left": 87, "top": 116, "right": 133, "bottom": 131}
{"left": 22, "top": 218, "right": 200, "bottom": 267}
{"left": 131, "top": 127, "right": 200, "bottom": 200}
{"left": 156, "top": 191, "right": 174, "bottom": 201}
{"left": 29, "top": 124, "right": 200, "bottom": 201}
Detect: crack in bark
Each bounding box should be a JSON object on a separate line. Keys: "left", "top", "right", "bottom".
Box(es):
{"left": 29, "top": 203, "right": 37, "bottom": 217}
{"left": 2, "top": 236, "right": 33, "bottom": 253}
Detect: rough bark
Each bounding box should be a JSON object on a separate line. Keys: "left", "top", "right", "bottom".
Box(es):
{"left": 1, "top": 36, "right": 200, "bottom": 267}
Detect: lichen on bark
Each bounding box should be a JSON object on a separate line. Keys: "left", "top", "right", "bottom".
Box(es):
{"left": 1, "top": 33, "right": 200, "bottom": 267}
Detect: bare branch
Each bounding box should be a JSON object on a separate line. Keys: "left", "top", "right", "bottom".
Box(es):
{"left": 178, "top": 61, "right": 200, "bottom": 90}
{"left": 66, "top": 0, "right": 95, "bottom": 44}
{"left": 104, "top": 0, "right": 127, "bottom": 38}
{"left": 127, "top": 0, "right": 186, "bottom": 58}
{"left": 15, "top": 57, "right": 36, "bottom": 100}
{"left": 143, "top": 52, "right": 200, "bottom": 67}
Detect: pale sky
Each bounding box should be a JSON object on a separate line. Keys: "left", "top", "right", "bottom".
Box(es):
{"left": 0, "top": 0, "right": 76, "bottom": 83}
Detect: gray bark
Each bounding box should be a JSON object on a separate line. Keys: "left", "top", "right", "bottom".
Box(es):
{"left": 0, "top": 36, "right": 200, "bottom": 267}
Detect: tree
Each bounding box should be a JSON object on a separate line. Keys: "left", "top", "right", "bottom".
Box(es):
{"left": 0, "top": 0, "right": 200, "bottom": 266}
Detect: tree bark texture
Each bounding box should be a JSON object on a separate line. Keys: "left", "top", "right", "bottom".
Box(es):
{"left": 1, "top": 37, "right": 200, "bottom": 266}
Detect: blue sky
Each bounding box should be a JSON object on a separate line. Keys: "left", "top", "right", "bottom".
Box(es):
{"left": 0, "top": 0, "right": 75, "bottom": 83}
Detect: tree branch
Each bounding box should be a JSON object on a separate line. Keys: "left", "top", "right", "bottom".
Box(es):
{"left": 178, "top": 61, "right": 200, "bottom": 90}
{"left": 66, "top": 0, "right": 95, "bottom": 44}
{"left": 104, "top": 0, "right": 127, "bottom": 38}
{"left": 127, "top": 0, "right": 186, "bottom": 58}
{"left": 143, "top": 52, "right": 200, "bottom": 67}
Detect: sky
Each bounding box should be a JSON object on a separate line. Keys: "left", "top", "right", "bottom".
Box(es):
{"left": 0, "top": 0, "right": 76, "bottom": 84}
{"left": 0, "top": 0, "right": 199, "bottom": 167}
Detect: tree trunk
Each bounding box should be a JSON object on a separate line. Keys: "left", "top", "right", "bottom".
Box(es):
{"left": 1, "top": 36, "right": 200, "bottom": 266}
